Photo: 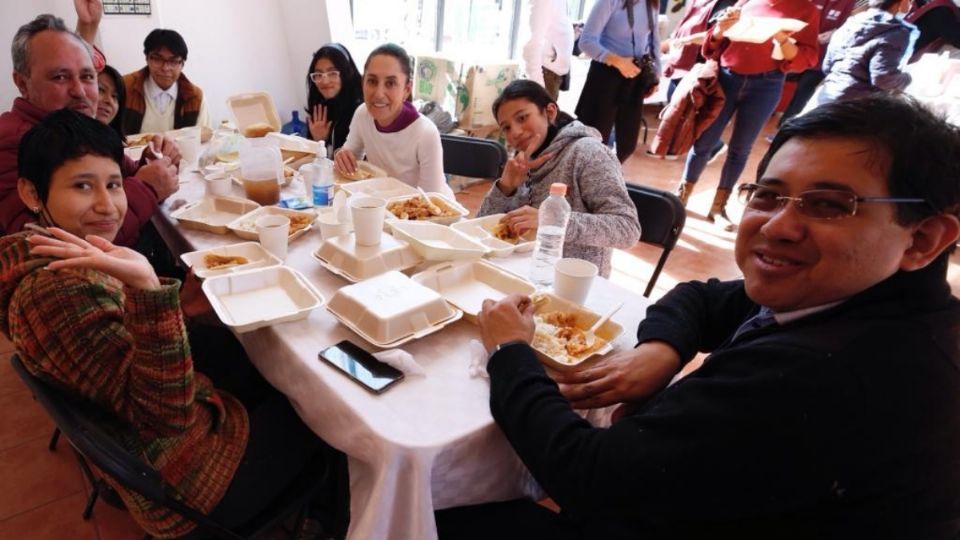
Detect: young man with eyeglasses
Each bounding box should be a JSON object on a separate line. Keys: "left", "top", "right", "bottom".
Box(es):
{"left": 122, "top": 28, "right": 209, "bottom": 134}
{"left": 438, "top": 95, "right": 960, "bottom": 538}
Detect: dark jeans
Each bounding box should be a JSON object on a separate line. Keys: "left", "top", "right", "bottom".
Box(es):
{"left": 682, "top": 67, "right": 785, "bottom": 189}
{"left": 576, "top": 60, "right": 646, "bottom": 163}
{"left": 435, "top": 499, "right": 582, "bottom": 540}
{"left": 778, "top": 69, "right": 824, "bottom": 126}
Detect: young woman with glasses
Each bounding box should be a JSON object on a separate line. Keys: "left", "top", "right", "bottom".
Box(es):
{"left": 305, "top": 43, "right": 363, "bottom": 154}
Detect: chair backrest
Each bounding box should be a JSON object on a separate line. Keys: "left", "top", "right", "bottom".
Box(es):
{"left": 625, "top": 184, "right": 687, "bottom": 297}
{"left": 439, "top": 134, "right": 508, "bottom": 180}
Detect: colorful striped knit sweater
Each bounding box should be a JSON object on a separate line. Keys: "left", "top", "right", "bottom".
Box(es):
{"left": 0, "top": 233, "right": 249, "bottom": 538}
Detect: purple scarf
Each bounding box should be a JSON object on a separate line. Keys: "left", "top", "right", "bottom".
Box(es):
{"left": 375, "top": 101, "right": 419, "bottom": 133}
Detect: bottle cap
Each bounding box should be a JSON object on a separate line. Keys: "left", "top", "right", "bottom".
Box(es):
{"left": 549, "top": 183, "right": 567, "bottom": 196}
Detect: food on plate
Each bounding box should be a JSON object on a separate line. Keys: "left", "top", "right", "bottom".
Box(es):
{"left": 533, "top": 310, "right": 606, "bottom": 364}
{"left": 243, "top": 122, "right": 276, "bottom": 138}
{"left": 125, "top": 133, "right": 154, "bottom": 147}
{"left": 203, "top": 253, "right": 249, "bottom": 269}
{"left": 491, "top": 221, "right": 519, "bottom": 244}
{"left": 288, "top": 213, "right": 314, "bottom": 234}
{"left": 387, "top": 196, "right": 457, "bottom": 220}
{"left": 336, "top": 167, "right": 374, "bottom": 181}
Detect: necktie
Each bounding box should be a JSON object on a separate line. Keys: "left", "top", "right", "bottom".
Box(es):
{"left": 155, "top": 92, "right": 172, "bottom": 114}
{"left": 730, "top": 308, "right": 777, "bottom": 343}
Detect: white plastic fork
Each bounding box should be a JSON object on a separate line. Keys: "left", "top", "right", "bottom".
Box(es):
{"left": 585, "top": 301, "right": 623, "bottom": 345}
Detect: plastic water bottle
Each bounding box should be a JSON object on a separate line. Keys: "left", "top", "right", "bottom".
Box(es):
{"left": 530, "top": 183, "right": 571, "bottom": 289}
{"left": 311, "top": 141, "right": 334, "bottom": 206}
{"left": 282, "top": 110, "right": 308, "bottom": 137}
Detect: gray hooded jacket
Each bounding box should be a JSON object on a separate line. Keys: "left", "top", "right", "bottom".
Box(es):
{"left": 478, "top": 120, "right": 641, "bottom": 278}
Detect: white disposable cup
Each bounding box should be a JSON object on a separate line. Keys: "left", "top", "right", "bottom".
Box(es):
{"left": 350, "top": 196, "right": 386, "bottom": 246}
{"left": 554, "top": 258, "right": 598, "bottom": 305}
{"left": 300, "top": 163, "right": 319, "bottom": 198}
{"left": 255, "top": 214, "right": 290, "bottom": 259}
{"left": 317, "top": 207, "right": 351, "bottom": 240}
{"left": 174, "top": 126, "right": 201, "bottom": 168}
{"left": 203, "top": 172, "right": 232, "bottom": 197}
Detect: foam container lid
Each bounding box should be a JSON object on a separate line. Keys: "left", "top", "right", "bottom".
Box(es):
{"left": 170, "top": 196, "right": 260, "bottom": 234}
{"left": 227, "top": 206, "right": 317, "bottom": 241}
{"left": 412, "top": 260, "right": 535, "bottom": 322}
{"left": 326, "top": 270, "right": 462, "bottom": 347}
{"left": 339, "top": 176, "right": 419, "bottom": 199}
{"left": 226, "top": 92, "right": 282, "bottom": 134}
{"left": 180, "top": 241, "right": 282, "bottom": 279}
{"left": 389, "top": 220, "right": 489, "bottom": 261}
{"left": 384, "top": 192, "right": 469, "bottom": 225}
{"left": 530, "top": 293, "right": 625, "bottom": 372}
{"left": 202, "top": 266, "right": 325, "bottom": 333}
{"left": 451, "top": 213, "right": 536, "bottom": 257}
{"left": 313, "top": 231, "right": 423, "bottom": 282}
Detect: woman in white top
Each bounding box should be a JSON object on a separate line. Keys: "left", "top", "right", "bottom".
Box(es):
{"left": 334, "top": 43, "right": 453, "bottom": 198}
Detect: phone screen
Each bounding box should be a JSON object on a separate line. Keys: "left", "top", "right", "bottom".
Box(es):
{"left": 319, "top": 340, "right": 405, "bottom": 394}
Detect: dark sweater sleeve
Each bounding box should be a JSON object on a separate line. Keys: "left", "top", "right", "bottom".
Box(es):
{"left": 114, "top": 175, "right": 159, "bottom": 248}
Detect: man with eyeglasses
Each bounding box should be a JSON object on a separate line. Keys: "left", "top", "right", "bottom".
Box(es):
{"left": 122, "top": 28, "right": 208, "bottom": 135}
{"left": 438, "top": 95, "right": 960, "bottom": 538}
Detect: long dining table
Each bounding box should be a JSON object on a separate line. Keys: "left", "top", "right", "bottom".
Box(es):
{"left": 151, "top": 167, "right": 654, "bottom": 540}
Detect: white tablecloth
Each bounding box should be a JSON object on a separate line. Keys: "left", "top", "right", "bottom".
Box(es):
{"left": 153, "top": 171, "right": 653, "bottom": 540}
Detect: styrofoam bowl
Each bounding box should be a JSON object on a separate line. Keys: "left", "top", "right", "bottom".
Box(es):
{"left": 312, "top": 231, "right": 422, "bottom": 282}
{"left": 227, "top": 206, "right": 316, "bottom": 241}
{"left": 384, "top": 192, "right": 469, "bottom": 225}
{"left": 170, "top": 196, "right": 260, "bottom": 234}
{"left": 451, "top": 214, "right": 536, "bottom": 256}
{"left": 388, "top": 220, "right": 489, "bottom": 261}
{"left": 530, "top": 293, "right": 625, "bottom": 372}
{"left": 202, "top": 266, "right": 325, "bottom": 333}
{"left": 412, "top": 260, "right": 536, "bottom": 323}
{"left": 180, "top": 241, "right": 282, "bottom": 279}
{"left": 326, "top": 271, "right": 462, "bottom": 347}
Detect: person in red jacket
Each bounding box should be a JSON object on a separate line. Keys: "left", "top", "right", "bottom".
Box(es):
{"left": 0, "top": 14, "right": 179, "bottom": 247}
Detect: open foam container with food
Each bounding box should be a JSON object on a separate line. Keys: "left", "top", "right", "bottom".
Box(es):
{"left": 170, "top": 197, "right": 260, "bottom": 234}
{"left": 333, "top": 161, "right": 388, "bottom": 184}
{"left": 389, "top": 221, "right": 489, "bottom": 261}
{"left": 180, "top": 241, "right": 282, "bottom": 279}
{"left": 530, "top": 293, "right": 624, "bottom": 372}
{"left": 313, "top": 231, "right": 422, "bottom": 282}
{"left": 451, "top": 214, "right": 536, "bottom": 257}
{"left": 412, "top": 260, "right": 535, "bottom": 323}
{"left": 384, "top": 192, "right": 469, "bottom": 225}
{"left": 326, "top": 270, "right": 462, "bottom": 347}
{"left": 226, "top": 92, "right": 281, "bottom": 137}
{"left": 339, "top": 176, "right": 419, "bottom": 200}
{"left": 227, "top": 206, "right": 317, "bottom": 241}
{"left": 202, "top": 266, "right": 325, "bottom": 333}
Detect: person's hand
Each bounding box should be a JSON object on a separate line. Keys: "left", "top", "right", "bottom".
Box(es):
{"left": 503, "top": 205, "right": 540, "bottom": 237}
{"left": 309, "top": 104, "right": 332, "bottom": 142}
{"left": 74, "top": 0, "right": 103, "bottom": 26}
{"left": 643, "top": 83, "right": 660, "bottom": 99}
{"left": 145, "top": 134, "right": 182, "bottom": 168}
{"left": 551, "top": 341, "right": 682, "bottom": 409}
{"left": 498, "top": 150, "right": 553, "bottom": 195}
{"left": 333, "top": 148, "right": 358, "bottom": 175}
{"left": 180, "top": 270, "right": 217, "bottom": 322}
{"left": 614, "top": 56, "right": 641, "bottom": 79}
{"left": 712, "top": 7, "right": 741, "bottom": 40}
{"left": 28, "top": 227, "right": 161, "bottom": 290}
{"left": 134, "top": 157, "right": 178, "bottom": 201}
{"left": 478, "top": 293, "right": 536, "bottom": 353}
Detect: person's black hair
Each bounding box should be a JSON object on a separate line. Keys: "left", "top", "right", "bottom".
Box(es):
{"left": 305, "top": 43, "right": 363, "bottom": 136}
{"left": 143, "top": 28, "right": 188, "bottom": 60}
{"left": 868, "top": 0, "right": 902, "bottom": 10}
{"left": 762, "top": 94, "right": 960, "bottom": 229}
{"left": 99, "top": 64, "right": 127, "bottom": 138}
{"left": 18, "top": 109, "right": 124, "bottom": 203}
{"left": 492, "top": 79, "right": 574, "bottom": 127}
{"left": 364, "top": 43, "right": 413, "bottom": 82}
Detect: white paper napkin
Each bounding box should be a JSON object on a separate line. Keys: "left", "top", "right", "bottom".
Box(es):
{"left": 373, "top": 348, "right": 426, "bottom": 377}
{"left": 467, "top": 339, "right": 489, "bottom": 379}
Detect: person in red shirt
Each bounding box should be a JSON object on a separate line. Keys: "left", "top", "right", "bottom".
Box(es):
{"left": 676, "top": 0, "right": 820, "bottom": 229}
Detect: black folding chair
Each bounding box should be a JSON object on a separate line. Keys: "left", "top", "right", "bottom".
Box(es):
{"left": 439, "top": 134, "right": 508, "bottom": 180}
{"left": 11, "top": 353, "right": 329, "bottom": 540}
{"left": 625, "top": 184, "right": 687, "bottom": 297}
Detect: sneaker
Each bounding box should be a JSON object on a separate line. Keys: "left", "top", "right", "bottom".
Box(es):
{"left": 707, "top": 142, "right": 727, "bottom": 165}
{"left": 646, "top": 149, "right": 679, "bottom": 160}
{"left": 644, "top": 149, "right": 662, "bottom": 159}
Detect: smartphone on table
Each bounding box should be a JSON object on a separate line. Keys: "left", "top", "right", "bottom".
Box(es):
{"left": 319, "top": 340, "right": 405, "bottom": 394}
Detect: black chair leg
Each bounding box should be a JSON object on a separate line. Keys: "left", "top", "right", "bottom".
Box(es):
{"left": 48, "top": 427, "right": 61, "bottom": 451}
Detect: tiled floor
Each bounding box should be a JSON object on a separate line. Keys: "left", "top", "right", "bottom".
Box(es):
{"left": 2, "top": 110, "right": 959, "bottom": 539}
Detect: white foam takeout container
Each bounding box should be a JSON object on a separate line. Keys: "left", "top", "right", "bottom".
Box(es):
{"left": 389, "top": 221, "right": 489, "bottom": 262}
{"left": 202, "top": 266, "right": 325, "bottom": 333}
{"left": 312, "top": 231, "right": 422, "bottom": 282}
{"left": 338, "top": 176, "right": 419, "bottom": 200}
{"left": 227, "top": 206, "right": 317, "bottom": 242}
{"left": 333, "top": 161, "right": 388, "bottom": 184}
{"left": 170, "top": 196, "right": 260, "bottom": 234}
{"left": 451, "top": 213, "right": 537, "bottom": 258}
{"left": 384, "top": 192, "right": 469, "bottom": 226}
{"left": 326, "top": 270, "right": 462, "bottom": 348}
{"left": 180, "top": 242, "right": 282, "bottom": 279}
{"left": 412, "top": 260, "right": 536, "bottom": 323}
{"left": 226, "top": 92, "right": 282, "bottom": 135}
{"left": 530, "top": 293, "right": 625, "bottom": 372}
